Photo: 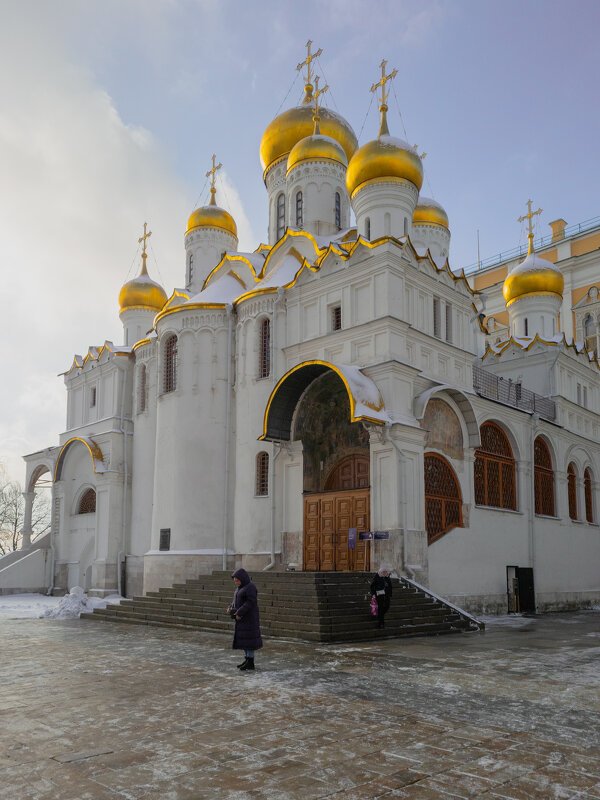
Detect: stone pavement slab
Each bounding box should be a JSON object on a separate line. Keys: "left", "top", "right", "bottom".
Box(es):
{"left": 0, "top": 610, "right": 598, "bottom": 799}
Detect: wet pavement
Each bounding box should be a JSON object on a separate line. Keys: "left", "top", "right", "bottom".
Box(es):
{"left": 1, "top": 611, "right": 599, "bottom": 799}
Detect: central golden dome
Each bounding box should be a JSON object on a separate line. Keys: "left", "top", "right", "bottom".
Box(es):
{"left": 260, "top": 103, "right": 357, "bottom": 176}
{"left": 287, "top": 133, "right": 348, "bottom": 174}
{"left": 413, "top": 197, "right": 449, "bottom": 229}
{"left": 186, "top": 204, "right": 237, "bottom": 238}
{"left": 346, "top": 135, "right": 424, "bottom": 198}
{"left": 119, "top": 262, "right": 167, "bottom": 313}
{"left": 503, "top": 252, "right": 564, "bottom": 306}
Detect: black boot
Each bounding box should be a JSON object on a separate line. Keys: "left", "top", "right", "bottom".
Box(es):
{"left": 239, "top": 657, "right": 254, "bottom": 671}
{"left": 237, "top": 658, "right": 248, "bottom": 669}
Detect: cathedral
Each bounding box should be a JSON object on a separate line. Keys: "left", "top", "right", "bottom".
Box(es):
{"left": 11, "top": 47, "right": 600, "bottom": 615}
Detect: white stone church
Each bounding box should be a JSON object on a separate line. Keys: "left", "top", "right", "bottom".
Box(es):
{"left": 10, "top": 52, "right": 600, "bottom": 614}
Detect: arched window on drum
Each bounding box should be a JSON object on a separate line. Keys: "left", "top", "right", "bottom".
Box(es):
{"left": 474, "top": 422, "right": 516, "bottom": 510}
{"left": 424, "top": 453, "right": 463, "bottom": 544}
{"left": 534, "top": 437, "right": 555, "bottom": 516}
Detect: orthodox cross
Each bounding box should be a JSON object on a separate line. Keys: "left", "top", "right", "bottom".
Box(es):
{"left": 312, "top": 75, "right": 329, "bottom": 133}
{"left": 518, "top": 199, "right": 542, "bottom": 254}
{"left": 206, "top": 154, "right": 222, "bottom": 205}
{"left": 371, "top": 59, "right": 398, "bottom": 136}
{"left": 297, "top": 39, "right": 322, "bottom": 102}
{"left": 138, "top": 222, "right": 152, "bottom": 271}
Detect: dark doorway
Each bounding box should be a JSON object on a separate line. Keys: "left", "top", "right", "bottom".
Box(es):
{"left": 506, "top": 566, "right": 536, "bottom": 613}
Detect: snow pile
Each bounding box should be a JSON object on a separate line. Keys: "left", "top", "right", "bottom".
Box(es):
{"left": 0, "top": 593, "right": 59, "bottom": 618}
{"left": 40, "top": 587, "right": 122, "bottom": 619}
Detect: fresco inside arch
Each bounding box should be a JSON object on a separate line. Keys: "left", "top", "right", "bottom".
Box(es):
{"left": 293, "top": 371, "right": 369, "bottom": 493}
{"left": 421, "top": 397, "right": 464, "bottom": 460}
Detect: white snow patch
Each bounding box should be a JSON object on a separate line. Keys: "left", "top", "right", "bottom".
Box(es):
{"left": 0, "top": 593, "right": 59, "bottom": 618}
{"left": 40, "top": 586, "right": 122, "bottom": 619}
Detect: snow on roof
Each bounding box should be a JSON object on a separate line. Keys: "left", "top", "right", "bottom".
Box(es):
{"left": 335, "top": 364, "right": 390, "bottom": 424}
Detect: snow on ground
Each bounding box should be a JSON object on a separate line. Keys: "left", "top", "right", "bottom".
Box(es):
{"left": 0, "top": 588, "right": 122, "bottom": 619}
{"left": 480, "top": 614, "right": 536, "bottom": 627}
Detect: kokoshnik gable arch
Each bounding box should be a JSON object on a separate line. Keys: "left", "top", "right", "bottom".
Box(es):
{"left": 260, "top": 361, "right": 389, "bottom": 442}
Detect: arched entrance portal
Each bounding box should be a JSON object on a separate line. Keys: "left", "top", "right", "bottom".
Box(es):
{"left": 294, "top": 372, "right": 371, "bottom": 571}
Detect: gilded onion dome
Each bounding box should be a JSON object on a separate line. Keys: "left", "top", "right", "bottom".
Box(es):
{"left": 260, "top": 87, "right": 357, "bottom": 176}
{"left": 413, "top": 196, "right": 449, "bottom": 229}
{"left": 503, "top": 251, "right": 564, "bottom": 306}
{"left": 287, "top": 132, "right": 348, "bottom": 175}
{"left": 346, "top": 134, "right": 423, "bottom": 198}
{"left": 186, "top": 201, "right": 237, "bottom": 238}
{"left": 119, "top": 260, "right": 167, "bottom": 313}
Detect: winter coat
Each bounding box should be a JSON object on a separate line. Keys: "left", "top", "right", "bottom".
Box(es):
{"left": 231, "top": 568, "right": 263, "bottom": 651}
{"left": 370, "top": 574, "right": 393, "bottom": 598}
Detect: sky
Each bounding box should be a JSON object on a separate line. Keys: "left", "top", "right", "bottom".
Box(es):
{"left": 1, "top": 0, "right": 598, "bottom": 482}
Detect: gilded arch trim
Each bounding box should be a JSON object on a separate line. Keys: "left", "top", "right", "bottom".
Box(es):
{"left": 53, "top": 437, "right": 105, "bottom": 482}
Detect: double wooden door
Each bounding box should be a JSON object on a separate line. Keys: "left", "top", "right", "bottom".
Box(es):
{"left": 303, "top": 489, "right": 370, "bottom": 571}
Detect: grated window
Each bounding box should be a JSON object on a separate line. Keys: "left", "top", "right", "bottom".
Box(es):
{"left": 276, "top": 193, "right": 285, "bottom": 240}
{"left": 474, "top": 422, "right": 516, "bottom": 510}
{"left": 424, "top": 453, "right": 463, "bottom": 544}
{"left": 335, "top": 192, "right": 341, "bottom": 229}
{"left": 331, "top": 305, "right": 342, "bottom": 331}
{"left": 584, "top": 468, "right": 594, "bottom": 523}
{"left": 534, "top": 437, "right": 554, "bottom": 516}
{"left": 567, "top": 462, "right": 578, "bottom": 520}
{"left": 164, "top": 335, "right": 178, "bottom": 393}
{"left": 138, "top": 365, "right": 147, "bottom": 413}
{"left": 255, "top": 452, "right": 269, "bottom": 496}
{"left": 259, "top": 318, "right": 271, "bottom": 378}
{"left": 296, "top": 191, "right": 303, "bottom": 228}
{"left": 78, "top": 488, "right": 96, "bottom": 514}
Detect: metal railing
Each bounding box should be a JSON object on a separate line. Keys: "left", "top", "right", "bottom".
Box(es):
{"left": 463, "top": 216, "right": 600, "bottom": 274}
{"left": 473, "top": 365, "right": 556, "bottom": 421}
{"left": 401, "top": 576, "right": 485, "bottom": 630}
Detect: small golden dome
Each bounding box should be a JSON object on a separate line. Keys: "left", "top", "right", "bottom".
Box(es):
{"left": 186, "top": 204, "right": 237, "bottom": 238}
{"left": 413, "top": 196, "right": 449, "bottom": 229}
{"left": 346, "top": 135, "right": 424, "bottom": 198}
{"left": 119, "top": 262, "right": 168, "bottom": 313}
{"left": 287, "top": 133, "right": 348, "bottom": 174}
{"left": 260, "top": 104, "right": 357, "bottom": 175}
{"left": 503, "top": 252, "right": 564, "bottom": 306}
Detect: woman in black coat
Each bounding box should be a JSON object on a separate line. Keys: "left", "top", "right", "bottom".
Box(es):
{"left": 370, "top": 566, "right": 393, "bottom": 629}
{"left": 227, "top": 568, "right": 263, "bottom": 671}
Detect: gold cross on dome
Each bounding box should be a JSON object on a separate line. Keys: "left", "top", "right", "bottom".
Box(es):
{"left": 206, "top": 154, "right": 222, "bottom": 190}
{"left": 138, "top": 222, "right": 152, "bottom": 257}
{"left": 313, "top": 76, "right": 328, "bottom": 117}
{"left": 518, "top": 199, "right": 542, "bottom": 254}
{"left": 370, "top": 59, "right": 398, "bottom": 108}
{"left": 297, "top": 39, "right": 322, "bottom": 86}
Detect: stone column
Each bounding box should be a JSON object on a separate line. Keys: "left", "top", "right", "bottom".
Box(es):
{"left": 20, "top": 491, "right": 35, "bottom": 549}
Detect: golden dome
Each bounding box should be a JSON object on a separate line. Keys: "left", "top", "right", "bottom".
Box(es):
{"left": 287, "top": 133, "right": 348, "bottom": 174}
{"left": 186, "top": 203, "right": 237, "bottom": 238}
{"left": 260, "top": 104, "right": 357, "bottom": 175}
{"left": 119, "top": 261, "right": 168, "bottom": 313}
{"left": 413, "top": 196, "right": 449, "bottom": 229}
{"left": 346, "top": 135, "right": 424, "bottom": 198}
{"left": 503, "top": 252, "right": 564, "bottom": 306}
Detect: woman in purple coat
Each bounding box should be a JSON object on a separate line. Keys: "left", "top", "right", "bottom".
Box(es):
{"left": 227, "top": 568, "right": 263, "bottom": 671}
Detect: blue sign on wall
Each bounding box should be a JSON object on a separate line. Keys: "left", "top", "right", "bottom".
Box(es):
{"left": 359, "top": 531, "right": 374, "bottom": 540}
{"left": 374, "top": 531, "right": 390, "bottom": 540}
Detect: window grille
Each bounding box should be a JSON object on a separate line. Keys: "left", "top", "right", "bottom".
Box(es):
{"left": 584, "top": 468, "right": 594, "bottom": 523}
{"left": 90, "top": 387, "right": 97, "bottom": 407}
{"left": 424, "top": 453, "right": 463, "bottom": 544}
{"left": 445, "top": 302, "right": 452, "bottom": 342}
{"left": 78, "top": 488, "right": 96, "bottom": 514}
{"left": 276, "top": 193, "right": 285, "bottom": 240}
{"left": 138, "top": 365, "right": 147, "bottom": 413}
{"left": 474, "top": 422, "right": 516, "bottom": 510}
{"left": 163, "top": 335, "right": 178, "bottom": 393}
{"left": 296, "top": 191, "right": 303, "bottom": 228}
{"left": 433, "top": 297, "right": 441, "bottom": 338}
{"left": 188, "top": 253, "right": 194, "bottom": 286}
{"left": 331, "top": 305, "right": 342, "bottom": 331}
{"left": 567, "top": 462, "right": 578, "bottom": 520}
{"left": 335, "top": 192, "right": 341, "bottom": 229}
{"left": 259, "top": 318, "right": 271, "bottom": 378}
{"left": 534, "top": 437, "right": 554, "bottom": 516}
{"left": 255, "top": 452, "right": 269, "bottom": 496}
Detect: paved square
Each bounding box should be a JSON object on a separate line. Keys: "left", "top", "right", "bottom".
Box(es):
{"left": 1, "top": 611, "right": 599, "bottom": 799}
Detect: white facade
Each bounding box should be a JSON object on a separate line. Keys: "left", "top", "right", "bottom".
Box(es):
{"left": 16, "top": 81, "right": 600, "bottom": 616}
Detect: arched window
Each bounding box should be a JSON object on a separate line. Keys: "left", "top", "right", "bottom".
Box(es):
{"left": 567, "top": 462, "right": 578, "bottom": 520}
{"left": 524, "top": 318, "right": 529, "bottom": 337}
{"left": 335, "top": 192, "right": 341, "bottom": 229}
{"left": 255, "top": 452, "right": 269, "bottom": 496}
{"left": 259, "top": 318, "right": 270, "bottom": 378}
{"left": 78, "top": 488, "right": 96, "bottom": 514}
{"left": 474, "top": 422, "right": 516, "bottom": 510}
{"left": 295, "top": 191, "right": 303, "bottom": 228}
{"left": 137, "top": 364, "right": 147, "bottom": 413}
{"left": 534, "top": 437, "right": 554, "bottom": 516}
{"left": 584, "top": 468, "right": 594, "bottom": 523}
{"left": 584, "top": 314, "right": 596, "bottom": 352}
{"left": 365, "top": 217, "right": 371, "bottom": 240}
{"left": 163, "top": 335, "right": 178, "bottom": 393}
{"left": 424, "top": 453, "right": 463, "bottom": 544}
{"left": 276, "top": 193, "right": 285, "bottom": 240}
{"left": 188, "top": 252, "right": 194, "bottom": 286}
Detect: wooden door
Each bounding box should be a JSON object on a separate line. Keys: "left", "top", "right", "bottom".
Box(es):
{"left": 303, "top": 489, "right": 370, "bottom": 571}
{"left": 303, "top": 497, "right": 320, "bottom": 571}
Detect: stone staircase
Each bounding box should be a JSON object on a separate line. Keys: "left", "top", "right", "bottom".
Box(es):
{"left": 82, "top": 571, "right": 483, "bottom": 642}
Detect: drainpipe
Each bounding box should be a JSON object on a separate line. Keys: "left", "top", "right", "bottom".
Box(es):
{"left": 222, "top": 305, "right": 234, "bottom": 570}
{"left": 384, "top": 424, "right": 409, "bottom": 575}
{"left": 263, "top": 289, "right": 285, "bottom": 571}
{"left": 529, "top": 412, "right": 539, "bottom": 611}
{"left": 117, "top": 364, "right": 129, "bottom": 597}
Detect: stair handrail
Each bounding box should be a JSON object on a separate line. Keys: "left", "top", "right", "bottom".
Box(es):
{"left": 400, "top": 576, "right": 485, "bottom": 630}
